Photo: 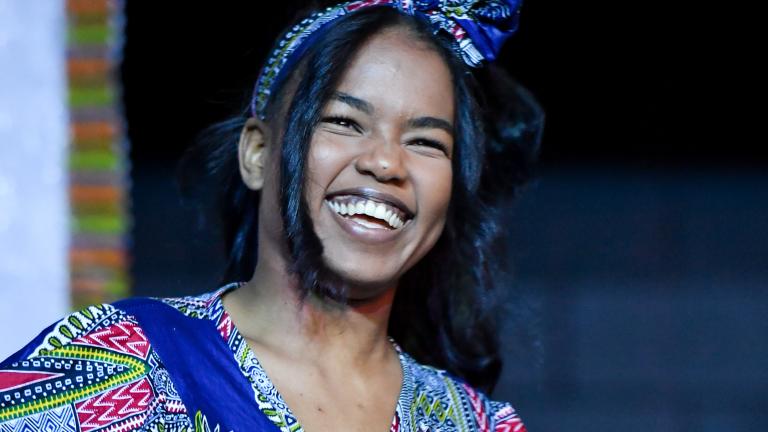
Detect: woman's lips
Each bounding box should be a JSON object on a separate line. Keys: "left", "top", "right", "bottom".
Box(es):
{"left": 325, "top": 187, "right": 415, "bottom": 220}
{"left": 325, "top": 201, "right": 410, "bottom": 244}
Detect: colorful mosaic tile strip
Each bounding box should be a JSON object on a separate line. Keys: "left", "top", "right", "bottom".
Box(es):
{"left": 67, "top": 0, "right": 129, "bottom": 308}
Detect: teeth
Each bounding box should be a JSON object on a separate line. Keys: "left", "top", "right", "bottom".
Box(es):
{"left": 394, "top": 217, "right": 402, "bottom": 229}
{"left": 364, "top": 201, "right": 376, "bottom": 216}
{"left": 373, "top": 204, "right": 387, "bottom": 219}
{"left": 326, "top": 198, "right": 406, "bottom": 229}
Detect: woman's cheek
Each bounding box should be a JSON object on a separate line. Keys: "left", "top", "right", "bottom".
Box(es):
{"left": 418, "top": 163, "right": 452, "bottom": 239}
{"left": 309, "top": 134, "right": 336, "bottom": 162}
{"left": 429, "top": 164, "right": 453, "bottom": 216}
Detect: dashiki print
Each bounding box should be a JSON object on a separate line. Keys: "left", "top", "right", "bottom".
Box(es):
{"left": 0, "top": 284, "right": 526, "bottom": 432}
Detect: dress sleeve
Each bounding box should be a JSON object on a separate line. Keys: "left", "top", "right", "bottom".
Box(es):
{"left": 489, "top": 399, "right": 527, "bottom": 432}
{"left": 455, "top": 376, "right": 527, "bottom": 432}
{"left": 0, "top": 304, "right": 191, "bottom": 431}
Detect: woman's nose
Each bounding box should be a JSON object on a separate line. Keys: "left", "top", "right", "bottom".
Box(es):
{"left": 354, "top": 137, "right": 407, "bottom": 183}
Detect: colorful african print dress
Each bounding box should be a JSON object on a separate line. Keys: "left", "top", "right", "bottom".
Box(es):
{"left": 0, "top": 284, "right": 526, "bottom": 431}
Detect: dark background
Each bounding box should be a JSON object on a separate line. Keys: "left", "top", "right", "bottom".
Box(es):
{"left": 122, "top": 2, "right": 766, "bottom": 430}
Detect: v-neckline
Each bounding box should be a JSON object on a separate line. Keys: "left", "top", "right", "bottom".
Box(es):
{"left": 208, "top": 283, "right": 415, "bottom": 432}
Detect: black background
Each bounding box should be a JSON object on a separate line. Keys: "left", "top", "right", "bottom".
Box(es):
{"left": 123, "top": 2, "right": 762, "bottom": 167}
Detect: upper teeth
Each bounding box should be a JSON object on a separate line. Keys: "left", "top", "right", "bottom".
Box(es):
{"left": 325, "top": 198, "right": 406, "bottom": 229}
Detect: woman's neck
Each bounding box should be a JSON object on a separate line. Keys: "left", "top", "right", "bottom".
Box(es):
{"left": 222, "top": 248, "right": 397, "bottom": 369}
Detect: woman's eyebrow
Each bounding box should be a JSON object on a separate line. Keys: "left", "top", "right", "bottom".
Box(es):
{"left": 332, "top": 91, "right": 374, "bottom": 115}
{"left": 331, "top": 92, "right": 452, "bottom": 134}
{"left": 407, "top": 116, "right": 454, "bottom": 134}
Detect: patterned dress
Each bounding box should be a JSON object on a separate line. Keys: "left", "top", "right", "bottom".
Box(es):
{"left": 0, "top": 284, "right": 526, "bottom": 431}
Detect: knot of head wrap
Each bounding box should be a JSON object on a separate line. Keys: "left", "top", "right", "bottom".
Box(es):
{"left": 251, "top": 0, "right": 523, "bottom": 118}
{"left": 408, "top": 0, "right": 521, "bottom": 65}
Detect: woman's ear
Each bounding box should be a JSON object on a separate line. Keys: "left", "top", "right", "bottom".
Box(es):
{"left": 238, "top": 117, "right": 269, "bottom": 191}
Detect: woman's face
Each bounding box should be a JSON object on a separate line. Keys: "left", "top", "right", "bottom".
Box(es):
{"left": 305, "top": 27, "right": 455, "bottom": 297}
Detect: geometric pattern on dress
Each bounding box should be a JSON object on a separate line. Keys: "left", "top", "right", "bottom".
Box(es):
{"left": 30, "top": 305, "right": 116, "bottom": 357}
{"left": 161, "top": 285, "right": 528, "bottom": 432}
{"left": 145, "top": 352, "right": 185, "bottom": 414}
{"left": 141, "top": 410, "right": 193, "bottom": 432}
{"left": 193, "top": 410, "right": 225, "bottom": 432}
{"left": 0, "top": 305, "right": 171, "bottom": 432}
{"left": 234, "top": 336, "right": 300, "bottom": 432}
{"left": 390, "top": 410, "right": 401, "bottom": 432}
{"left": 0, "top": 403, "right": 77, "bottom": 432}
{"left": 74, "top": 376, "right": 154, "bottom": 432}
{"left": 391, "top": 345, "right": 415, "bottom": 432}
{"left": 160, "top": 287, "right": 225, "bottom": 321}
{"left": 409, "top": 363, "right": 467, "bottom": 431}
{"left": 160, "top": 285, "right": 236, "bottom": 347}
{"left": 403, "top": 352, "right": 527, "bottom": 432}
{"left": 488, "top": 401, "right": 525, "bottom": 432}
{"left": 0, "top": 305, "right": 194, "bottom": 432}
{"left": 0, "top": 371, "right": 64, "bottom": 393}
{"left": 0, "top": 285, "right": 526, "bottom": 432}
{"left": 164, "top": 285, "right": 300, "bottom": 432}
{"left": 141, "top": 353, "right": 191, "bottom": 432}
{"left": 72, "top": 322, "right": 150, "bottom": 360}
{"left": 159, "top": 283, "right": 236, "bottom": 345}
{"left": 411, "top": 388, "right": 461, "bottom": 430}
{"left": 463, "top": 383, "right": 490, "bottom": 432}
{"left": 164, "top": 284, "right": 305, "bottom": 432}
{"left": 216, "top": 313, "right": 234, "bottom": 342}
{"left": 0, "top": 345, "right": 147, "bottom": 423}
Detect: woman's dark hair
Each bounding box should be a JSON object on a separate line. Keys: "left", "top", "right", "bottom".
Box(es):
{"left": 180, "top": 4, "right": 544, "bottom": 393}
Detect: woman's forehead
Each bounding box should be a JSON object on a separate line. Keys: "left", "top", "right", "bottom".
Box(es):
{"left": 332, "top": 29, "right": 455, "bottom": 120}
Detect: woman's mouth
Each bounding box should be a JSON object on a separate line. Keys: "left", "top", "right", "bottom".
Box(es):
{"left": 324, "top": 196, "right": 410, "bottom": 230}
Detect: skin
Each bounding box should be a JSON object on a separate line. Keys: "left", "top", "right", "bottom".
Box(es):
{"left": 223, "top": 27, "right": 455, "bottom": 432}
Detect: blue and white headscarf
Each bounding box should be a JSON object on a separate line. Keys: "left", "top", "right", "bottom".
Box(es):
{"left": 250, "top": 0, "right": 523, "bottom": 118}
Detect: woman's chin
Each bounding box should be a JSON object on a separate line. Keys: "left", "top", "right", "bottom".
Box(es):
{"left": 322, "top": 245, "right": 399, "bottom": 271}
{"left": 339, "top": 270, "right": 398, "bottom": 290}
{"left": 322, "top": 259, "right": 401, "bottom": 293}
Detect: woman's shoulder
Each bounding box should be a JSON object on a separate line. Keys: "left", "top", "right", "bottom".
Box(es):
{"left": 0, "top": 300, "right": 194, "bottom": 431}
{"left": 0, "top": 284, "right": 231, "bottom": 366}
{"left": 1, "top": 303, "right": 143, "bottom": 367}
{"left": 400, "top": 353, "right": 527, "bottom": 432}
{"left": 158, "top": 285, "right": 232, "bottom": 320}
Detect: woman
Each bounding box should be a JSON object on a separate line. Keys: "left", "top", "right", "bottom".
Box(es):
{"left": 0, "top": 1, "right": 543, "bottom": 431}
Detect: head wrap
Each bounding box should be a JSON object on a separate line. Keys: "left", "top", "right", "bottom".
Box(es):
{"left": 250, "top": 0, "right": 523, "bottom": 118}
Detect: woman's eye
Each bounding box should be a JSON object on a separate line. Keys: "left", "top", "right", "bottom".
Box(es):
{"left": 409, "top": 138, "right": 449, "bottom": 157}
{"left": 321, "top": 116, "right": 361, "bottom": 132}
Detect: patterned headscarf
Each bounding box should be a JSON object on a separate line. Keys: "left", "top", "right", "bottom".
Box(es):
{"left": 250, "top": 0, "right": 523, "bottom": 118}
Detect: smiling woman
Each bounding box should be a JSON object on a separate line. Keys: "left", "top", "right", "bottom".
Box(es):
{"left": 305, "top": 27, "right": 456, "bottom": 289}
{"left": 0, "top": 1, "right": 543, "bottom": 431}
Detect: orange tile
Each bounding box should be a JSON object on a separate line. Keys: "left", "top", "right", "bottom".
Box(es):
{"left": 71, "top": 122, "right": 116, "bottom": 141}
{"left": 70, "top": 185, "right": 121, "bottom": 202}
{"left": 70, "top": 248, "right": 126, "bottom": 267}
{"left": 67, "top": 0, "right": 109, "bottom": 15}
